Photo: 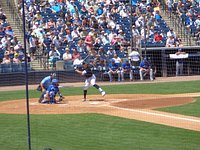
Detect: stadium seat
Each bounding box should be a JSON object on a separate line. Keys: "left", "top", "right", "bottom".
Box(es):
{"left": 11, "top": 63, "right": 22, "bottom": 72}
{"left": 64, "top": 60, "right": 74, "bottom": 71}
{"left": 0, "top": 64, "right": 12, "bottom": 73}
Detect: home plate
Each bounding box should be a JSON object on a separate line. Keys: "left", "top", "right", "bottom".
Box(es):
{"left": 89, "top": 102, "right": 100, "bottom": 105}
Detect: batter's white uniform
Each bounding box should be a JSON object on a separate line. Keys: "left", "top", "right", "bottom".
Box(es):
{"left": 82, "top": 70, "right": 96, "bottom": 90}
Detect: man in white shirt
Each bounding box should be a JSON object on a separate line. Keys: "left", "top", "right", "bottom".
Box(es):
{"left": 62, "top": 47, "right": 72, "bottom": 61}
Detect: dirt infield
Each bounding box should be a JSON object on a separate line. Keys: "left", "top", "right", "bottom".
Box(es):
{"left": 1, "top": 93, "right": 200, "bottom": 131}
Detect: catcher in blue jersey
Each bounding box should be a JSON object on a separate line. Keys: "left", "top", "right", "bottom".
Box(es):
{"left": 41, "top": 79, "right": 63, "bottom": 104}
{"left": 75, "top": 62, "right": 106, "bottom": 101}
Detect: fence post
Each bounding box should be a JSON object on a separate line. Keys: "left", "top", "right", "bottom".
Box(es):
{"left": 161, "top": 49, "right": 167, "bottom": 77}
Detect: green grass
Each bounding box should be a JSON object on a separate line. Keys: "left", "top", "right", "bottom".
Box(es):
{"left": 0, "top": 114, "right": 200, "bottom": 150}
{"left": 1, "top": 80, "right": 200, "bottom": 101}
{"left": 156, "top": 97, "right": 200, "bottom": 117}
{"left": 1, "top": 80, "right": 200, "bottom": 150}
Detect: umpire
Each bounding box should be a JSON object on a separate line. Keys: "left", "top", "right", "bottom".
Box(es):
{"left": 38, "top": 73, "right": 56, "bottom": 103}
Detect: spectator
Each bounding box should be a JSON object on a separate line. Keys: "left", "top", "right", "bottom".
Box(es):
{"left": 175, "top": 35, "right": 183, "bottom": 47}
{"left": 0, "top": 26, "right": 5, "bottom": 39}
{"left": 33, "top": 11, "right": 43, "bottom": 24}
{"left": 119, "top": 7, "right": 128, "bottom": 18}
{"left": 56, "top": 18, "right": 65, "bottom": 30}
{"left": 167, "top": 28, "right": 176, "bottom": 38}
{"left": 108, "top": 60, "right": 121, "bottom": 82}
{"left": 111, "top": 54, "right": 122, "bottom": 67}
{"left": 194, "top": 15, "right": 200, "bottom": 31}
{"left": 166, "top": 35, "right": 175, "bottom": 47}
{"left": 72, "top": 48, "right": 81, "bottom": 60}
{"left": 15, "top": 43, "right": 25, "bottom": 61}
{"left": 46, "top": 18, "right": 56, "bottom": 30}
{"left": 52, "top": 35, "right": 61, "bottom": 49}
{"left": 107, "top": 47, "right": 116, "bottom": 59}
{"left": 84, "top": 32, "right": 94, "bottom": 52}
{"left": 42, "top": 32, "right": 53, "bottom": 54}
{"left": 117, "top": 30, "right": 126, "bottom": 45}
{"left": 0, "top": 11, "right": 7, "bottom": 22}
{"left": 185, "top": 14, "right": 194, "bottom": 33}
{"left": 154, "top": 31, "right": 163, "bottom": 43}
{"left": 48, "top": 44, "right": 61, "bottom": 68}
{"left": 96, "top": 58, "right": 107, "bottom": 74}
{"left": 4, "top": 26, "right": 14, "bottom": 36}
{"left": 166, "top": 0, "right": 173, "bottom": 18}
{"left": 29, "top": 33, "right": 37, "bottom": 61}
{"left": 139, "top": 57, "right": 154, "bottom": 81}
{"left": 62, "top": 47, "right": 72, "bottom": 61}
{"left": 121, "top": 59, "right": 133, "bottom": 81}
{"left": 132, "top": 25, "right": 141, "bottom": 48}
{"left": 1, "top": 51, "right": 11, "bottom": 64}
{"left": 154, "top": 10, "right": 162, "bottom": 21}
{"left": 71, "top": 27, "right": 80, "bottom": 40}
{"left": 13, "top": 53, "right": 21, "bottom": 64}
{"left": 98, "top": 46, "right": 107, "bottom": 59}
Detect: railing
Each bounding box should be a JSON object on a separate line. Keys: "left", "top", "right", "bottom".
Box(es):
{"left": 6, "top": 0, "right": 25, "bottom": 33}
{"left": 161, "top": 0, "right": 193, "bottom": 46}
{"left": 4, "top": 0, "right": 49, "bottom": 70}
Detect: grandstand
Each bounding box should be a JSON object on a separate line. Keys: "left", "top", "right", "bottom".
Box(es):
{"left": 0, "top": 0, "right": 200, "bottom": 85}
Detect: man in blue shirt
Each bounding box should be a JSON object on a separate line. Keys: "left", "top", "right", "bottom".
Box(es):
{"left": 139, "top": 57, "right": 153, "bottom": 81}
{"left": 108, "top": 60, "right": 121, "bottom": 82}
{"left": 121, "top": 59, "right": 133, "bottom": 81}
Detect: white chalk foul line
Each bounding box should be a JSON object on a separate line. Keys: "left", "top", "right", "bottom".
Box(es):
{"left": 108, "top": 105, "right": 200, "bottom": 123}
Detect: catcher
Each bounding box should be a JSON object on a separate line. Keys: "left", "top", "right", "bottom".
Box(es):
{"left": 75, "top": 62, "right": 106, "bottom": 101}
{"left": 41, "top": 79, "right": 64, "bottom": 104}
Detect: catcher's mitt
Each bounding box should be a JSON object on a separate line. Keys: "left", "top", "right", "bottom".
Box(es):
{"left": 36, "top": 84, "right": 42, "bottom": 92}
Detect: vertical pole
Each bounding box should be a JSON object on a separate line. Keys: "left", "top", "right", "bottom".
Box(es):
{"left": 161, "top": 49, "right": 167, "bottom": 77}
{"left": 144, "top": 14, "right": 147, "bottom": 57}
{"left": 130, "top": 0, "right": 133, "bottom": 51}
{"left": 22, "top": 0, "right": 31, "bottom": 150}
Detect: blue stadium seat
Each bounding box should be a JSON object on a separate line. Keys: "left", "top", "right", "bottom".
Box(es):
{"left": 11, "top": 63, "right": 22, "bottom": 72}
{"left": 0, "top": 64, "right": 12, "bottom": 73}
{"left": 64, "top": 60, "right": 74, "bottom": 70}
{"left": 21, "top": 63, "right": 31, "bottom": 72}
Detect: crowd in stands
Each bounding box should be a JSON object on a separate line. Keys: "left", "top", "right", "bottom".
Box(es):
{"left": 166, "top": 0, "right": 200, "bottom": 45}
{"left": 16, "top": 0, "right": 170, "bottom": 71}
{"left": 1, "top": 0, "right": 199, "bottom": 79}
{"left": 0, "top": 6, "right": 28, "bottom": 65}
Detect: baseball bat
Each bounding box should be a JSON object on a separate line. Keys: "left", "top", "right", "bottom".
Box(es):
{"left": 82, "top": 54, "right": 90, "bottom": 62}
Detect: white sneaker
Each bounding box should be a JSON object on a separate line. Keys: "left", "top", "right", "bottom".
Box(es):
{"left": 101, "top": 91, "right": 106, "bottom": 97}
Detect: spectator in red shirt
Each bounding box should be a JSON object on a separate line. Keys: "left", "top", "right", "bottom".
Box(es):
{"left": 154, "top": 31, "right": 163, "bottom": 43}
{"left": 72, "top": 48, "right": 81, "bottom": 60}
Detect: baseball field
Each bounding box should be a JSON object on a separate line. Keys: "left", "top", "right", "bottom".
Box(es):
{"left": 0, "top": 77, "right": 200, "bottom": 150}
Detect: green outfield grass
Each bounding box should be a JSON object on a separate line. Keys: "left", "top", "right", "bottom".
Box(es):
{"left": 156, "top": 97, "right": 200, "bottom": 117}
{"left": 1, "top": 80, "right": 200, "bottom": 150}
{"left": 0, "top": 113, "right": 200, "bottom": 150}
